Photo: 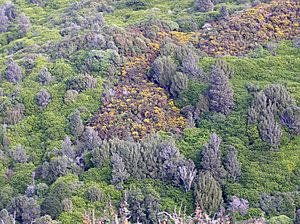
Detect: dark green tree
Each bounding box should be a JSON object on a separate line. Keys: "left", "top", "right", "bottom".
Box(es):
{"left": 0, "top": 209, "right": 14, "bottom": 224}
{"left": 201, "top": 133, "right": 227, "bottom": 183}
{"left": 0, "top": 8, "right": 9, "bottom": 32}
{"left": 18, "top": 13, "right": 31, "bottom": 37}
{"left": 127, "top": 185, "right": 161, "bottom": 223}
{"left": 6, "top": 103, "right": 25, "bottom": 125}
{"left": 169, "top": 72, "right": 188, "bottom": 97}
{"left": 148, "top": 56, "right": 177, "bottom": 89}
{"left": 82, "top": 127, "right": 101, "bottom": 151}
{"left": 41, "top": 196, "right": 63, "bottom": 219}
{"left": 11, "top": 144, "right": 28, "bottom": 163}
{"left": 208, "top": 66, "right": 234, "bottom": 115}
{"left": 8, "top": 195, "right": 40, "bottom": 224}
{"left": 281, "top": 106, "right": 300, "bottom": 135}
{"left": 69, "top": 109, "right": 84, "bottom": 139}
{"left": 61, "top": 136, "right": 75, "bottom": 161}
{"left": 85, "top": 186, "right": 103, "bottom": 202}
{"left": 224, "top": 146, "right": 241, "bottom": 182}
{"left": 295, "top": 209, "right": 300, "bottom": 224}
{"left": 111, "top": 153, "right": 129, "bottom": 189}
{"left": 194, "top": 171, "right": 223, "bottom": 214}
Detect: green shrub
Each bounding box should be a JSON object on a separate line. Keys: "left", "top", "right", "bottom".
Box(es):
{"left": 268, "top": 215, "right": 293, "bottom": 224}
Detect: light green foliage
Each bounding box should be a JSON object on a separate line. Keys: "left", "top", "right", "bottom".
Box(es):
{"left": 194, "top": 171, "right": 223, "bottom": 214}
{"left": 268, "top": 215, "right": 293, "bottom": 224}
{"left": 73, "top": 49, "right": 121, "bottom": 77}
{"left": 10, "top": 163, "right": 36, "bottom": 194}
{"left": 2, "top": 57, "right": 103, "bottom": 151}
{"left": 178, "top": 40, "right": 300, "bottom": 218}
{"left": 104, "top": 0, "right": 244, "bottom": 28}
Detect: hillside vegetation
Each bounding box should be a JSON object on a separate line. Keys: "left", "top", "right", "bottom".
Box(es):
{"left": 0, "top": 0, "right": 299, "bottom": 223}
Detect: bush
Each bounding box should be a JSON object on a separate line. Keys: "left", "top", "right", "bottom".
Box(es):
{"left": 125, "top": 0, "right": 149, "bottom": 10}
{"left": 18, "top": 13, "right": 31, "bottom": 37}
{"left": 63, "top": 90, "right": 78, "bottom": 105}
{"left": 268, "top": 215, "right": 293, "bottom": 224}
{"left": 8, "top": 195, "right": 40, "bottom": 223}
{"left": 66, "top": 75, "right": 97, "bottom": 92}
{"left": 194, "top": 0, "right": 214, "bottom": 12}
{"left": 148, "top": 56, "right": 177, "bottom": 89}
{"left": 35, "top": 90, "right": 51, "bottom": 108}
{"left": 38, "top": 68, "right": 54, "bottom": 85}
{"left": 5, "top": 59, "right": 23, "bottom": 84}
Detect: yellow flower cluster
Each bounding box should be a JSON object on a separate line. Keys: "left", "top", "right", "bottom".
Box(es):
{"left": 197, "top": 0, "right": 300, "bottom": 56}
{"left": 91, "top": 49, "right": 187, "bottom": 140}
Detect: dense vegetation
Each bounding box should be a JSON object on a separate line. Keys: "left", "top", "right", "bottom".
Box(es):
{"left": 0, "top": 0, "right": 299, "bottom": 223}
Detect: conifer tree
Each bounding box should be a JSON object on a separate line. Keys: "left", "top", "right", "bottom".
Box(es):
{"left": 295, "top": 209, "right": 300, "bottom": 224}
{"left": 111, "top": 153, "right": 129, "bottom": 189}
{"left": 11, "top": 144, "right": 28, "bottom": 163}
{"left": 18, "top": 13, "right": 31, "bottom": 37}
{"left": 148, "top": 56, "right": 177, "bottom": 89}
{"left": 169, "top": 72, "right": 188, "bottom": 97}
{"left": 61, "top": 136, "right": 75, "bottom": 161}
{"left": 208, "top": 66, "right": 234, "bottom": 115}
{"left": 194, "top": 171, "right": 223, "bottom": 214}
{"left": 82, "top": 127, "right": 101, "bottom": 150}
{"left": 224, "top": 146, "right": 241, "bottom": 182}
{"left": 201, "top": 133, "right": 227, "bottom": 183}
{"left": 259, "top": 105, "right": 282, "bottom": 148}
{"left": 178, "top": 159, "right": 197, "bottom": 192}
{"left": 69, "top": 109, "right": 84, "bottom": 138}
{"left": 229, "top": 196, "right": 249, "bottom": 216}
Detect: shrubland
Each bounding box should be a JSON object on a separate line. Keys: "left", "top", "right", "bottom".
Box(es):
{"left": 0, "top": 0, "right": 299, "bottom": 223}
